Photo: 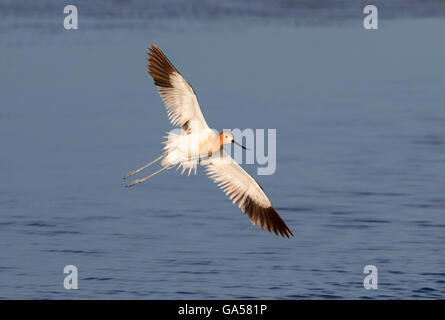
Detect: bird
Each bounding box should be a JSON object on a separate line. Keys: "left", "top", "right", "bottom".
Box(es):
{"left": 124, "top": 44, "right": 293, "bottom": 238}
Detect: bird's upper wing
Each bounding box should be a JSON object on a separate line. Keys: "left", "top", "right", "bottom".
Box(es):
{"left": 203, "top": 151, "right": 294, "bottom": 238}
{"left": 147, "top": 44, "right": 209, "bottom": 133}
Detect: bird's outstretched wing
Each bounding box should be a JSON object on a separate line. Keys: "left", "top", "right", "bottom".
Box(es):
{"left": 203, "top": 151, "right": 294, "bottom": 238}
{"left": 147, "top": 44, "right": 209, "bottom": 133}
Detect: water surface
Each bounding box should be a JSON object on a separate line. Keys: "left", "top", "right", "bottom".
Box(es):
{"left": 0, "top": 1, "right": 445, "bottom": 299}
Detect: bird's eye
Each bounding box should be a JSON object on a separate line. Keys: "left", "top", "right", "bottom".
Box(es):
{"left": 225, "top": 135, "right": 228, "bottom": 138}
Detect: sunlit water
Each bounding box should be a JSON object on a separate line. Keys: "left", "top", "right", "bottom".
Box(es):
{"left": 1, "top": 2, "right": 445, "bottom": 299}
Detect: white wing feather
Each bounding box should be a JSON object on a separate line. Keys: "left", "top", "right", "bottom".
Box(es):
{"left": 148, "top": 45, "right": 209, "bottom": 132}
{"left": 203, "top": 151, "right": 293, "bottom": 238}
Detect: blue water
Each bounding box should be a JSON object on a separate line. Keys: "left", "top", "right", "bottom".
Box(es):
{"left": 1, "top": 1, "right": 445, "bottom": 299}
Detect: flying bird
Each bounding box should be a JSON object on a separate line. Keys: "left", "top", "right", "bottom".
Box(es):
{"left": 124, "top": 44, "right": 293, "bottom": 238}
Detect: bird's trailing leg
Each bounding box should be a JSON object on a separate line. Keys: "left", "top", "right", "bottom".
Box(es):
{"left": 125, "top": 166, "right": 169, "bottom": 188}
{"left": 123, "top": 155, "right": 164, "bottom": 180}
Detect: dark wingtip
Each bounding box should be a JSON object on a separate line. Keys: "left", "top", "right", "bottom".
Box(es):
{"left": 241, "top": 195, "right": 293, "bottom": 239}
{"left": 146, "top": 44, "right": 179, "bottom": 88}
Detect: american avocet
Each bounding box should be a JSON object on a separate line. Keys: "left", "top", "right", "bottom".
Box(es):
{"left": 124, "top": 44, "right": 293, "bottom": 238}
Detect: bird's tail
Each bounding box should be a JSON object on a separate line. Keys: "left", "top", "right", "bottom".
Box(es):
{"left": 161, "top": 132, "right": 199, "bottom": 176}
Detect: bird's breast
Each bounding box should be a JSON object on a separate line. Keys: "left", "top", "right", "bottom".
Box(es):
{"left": 199, "top": 134, "right": 220, "bottom": 155}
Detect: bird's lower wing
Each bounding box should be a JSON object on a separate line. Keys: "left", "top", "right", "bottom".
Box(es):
{"left": 203, "top": 151, "right": 293, "bottom": 238}
{"left": 147, "top": 44, "right": 209, "bottom": 133}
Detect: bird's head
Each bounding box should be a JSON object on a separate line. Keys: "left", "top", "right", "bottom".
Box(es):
{"left": 219, "top": 131, "right": 247, "bottom": 149}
